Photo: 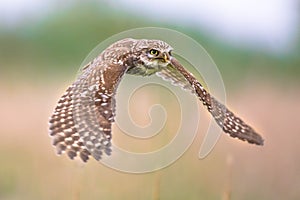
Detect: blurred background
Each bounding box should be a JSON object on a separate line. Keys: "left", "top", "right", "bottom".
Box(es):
{"left": 0, "top": 0, "right": 299, "bottom": 199}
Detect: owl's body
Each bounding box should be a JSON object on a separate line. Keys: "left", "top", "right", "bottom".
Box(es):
{"left": 49, "top": 38, "right": 263, "bottom": 162}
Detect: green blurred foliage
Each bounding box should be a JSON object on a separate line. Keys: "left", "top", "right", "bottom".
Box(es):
{"left": 0, "top": 2, "right": 149, "bottom": 74}
{"left": 0, "top": 1, "right": 299, "bottom": 83}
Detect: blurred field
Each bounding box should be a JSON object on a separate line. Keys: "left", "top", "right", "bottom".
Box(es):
{"left": 1, "top": 77, "right": 300, "bottom": 200}
{"left": 0, "top": 2, "right": 300, "bottom": 200}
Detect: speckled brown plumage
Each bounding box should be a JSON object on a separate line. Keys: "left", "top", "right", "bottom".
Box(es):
{"left": 49, "top": 38, "right": 263, "bottom": 162}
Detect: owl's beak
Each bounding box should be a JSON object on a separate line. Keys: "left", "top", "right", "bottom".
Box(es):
{"left": 163, "top": 52, "right": 170, "bottom": 63}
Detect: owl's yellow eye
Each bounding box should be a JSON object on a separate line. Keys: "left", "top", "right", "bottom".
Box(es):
{"left": 149, "top": 49, "right": 159, "bottom": 56}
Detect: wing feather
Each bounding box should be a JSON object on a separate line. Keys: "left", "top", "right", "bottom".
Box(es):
{"left": 49, "top": 60, "right": 128, "bottom": 162}
{"left": 156, "top": 64, "right": 194, "bottom": 92}
{"left": 168, "top": 58, "right": 264, "bottom": 145}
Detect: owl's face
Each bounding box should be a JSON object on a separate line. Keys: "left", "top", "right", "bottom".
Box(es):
{"left": 143, "top": 47, "right": 172, "bottom": 67}
{"left": 140, "top": 40, "right": 173, "bottom": 68}
{"left": 127, "top": 39, "right": 173, "bottom": 76}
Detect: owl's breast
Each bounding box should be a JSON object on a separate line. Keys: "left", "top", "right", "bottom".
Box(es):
{"left": 126, "top": 58, "right": 164, "bottom": 76}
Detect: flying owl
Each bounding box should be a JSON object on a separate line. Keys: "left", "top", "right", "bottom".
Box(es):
{"left": 49, "top": 38, "right": 264, "bottom": 162}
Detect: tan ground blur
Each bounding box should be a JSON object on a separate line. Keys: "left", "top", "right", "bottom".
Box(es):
{"left": 0, "top": 78, "right": 299, "bottom": 200}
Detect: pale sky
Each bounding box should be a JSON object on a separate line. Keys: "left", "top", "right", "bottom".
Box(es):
{"left": 0, "top": 0, "right": 298, "bottom": 53}
{"left": 117, "top": 0, "right": 299, "bottom": 53}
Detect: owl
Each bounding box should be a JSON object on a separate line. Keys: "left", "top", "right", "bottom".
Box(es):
{"left": 49, "top": 38, "right": 264, "bottom": 162}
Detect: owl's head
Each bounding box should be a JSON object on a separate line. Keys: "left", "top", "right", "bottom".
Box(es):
{"left": 125, "top": 39, "right": 173, "bottom": 76}
{"left": 138, "top": 39, "right": 173, "bottom": 67}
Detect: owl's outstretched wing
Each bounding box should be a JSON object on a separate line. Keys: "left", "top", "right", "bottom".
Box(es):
{"left": 156, "top": 58, "right": 264, "bottom": 145}
{"left": 156, "top": 64, "right": 194, "bottom": 93}
{"left": 49, "top": 60, "right": 129, "bottom": 162}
